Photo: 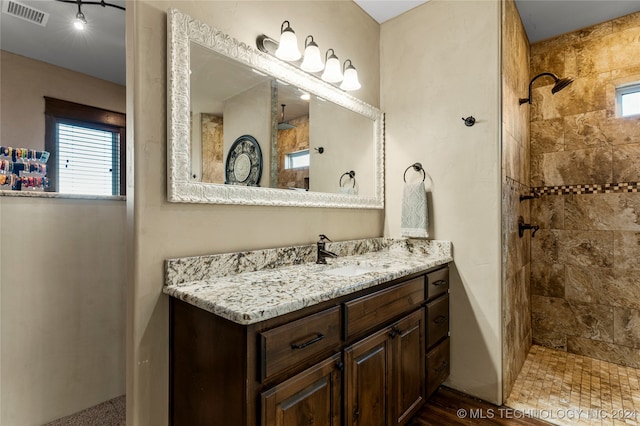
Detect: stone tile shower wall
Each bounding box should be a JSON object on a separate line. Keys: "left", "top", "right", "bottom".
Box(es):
{"left": 276, "top": 115, "right": 309, "bottom": 190}
{"left": 502, "top": 0, "right": 532, "bottom": 398}
{"left": 530, "top": 12, "right": 640, "bottom": 368}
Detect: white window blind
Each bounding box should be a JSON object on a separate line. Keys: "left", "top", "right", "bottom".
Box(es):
{"left": 57, "top": 123, "right": 120, "bottom": 195}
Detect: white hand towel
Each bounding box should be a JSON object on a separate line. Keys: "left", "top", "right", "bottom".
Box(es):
{"left": 400, "top": 181, "right": 429, "bottom": 238}
{"left": 338, "top": 187, "right": 356, "bottom": 195}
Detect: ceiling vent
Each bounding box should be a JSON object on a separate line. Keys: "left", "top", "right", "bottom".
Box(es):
{"left": 2, "top": 0, "right": 49, "bottom": 26}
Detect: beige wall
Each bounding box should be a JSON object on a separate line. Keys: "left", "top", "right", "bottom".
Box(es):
{"left": 529, "top": 12, "right": 640, "bottom": 368}
{"left": 0, "top": 50, "right": 126, "bottom": 151}
{"left": 381, "top": 0, "right": 503, "bottom": 404}
{"left": 223, "top": 81, "right": 272, "bottom": 187}
{"left": 0, "top": 52, "right": 127, "bottom": 425}
{"left": 309, "top": 99, "right": 375, "bottom": 196}
{"left": 0, "top": 196, "right": 126, "bottom": 425}
{"left": 128, "top": 1, "right": 382, "bottom": 424}
{"left": 501, "top": 0, "right": 531, "bottom": 399}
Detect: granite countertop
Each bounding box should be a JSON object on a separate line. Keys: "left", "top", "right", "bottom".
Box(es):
{"left": 163, "top": 238, "right": 452, "bottom": 325}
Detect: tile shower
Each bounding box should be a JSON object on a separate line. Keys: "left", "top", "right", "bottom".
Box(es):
{"left": 529, "top": 10, "right": 640, "bottom": 368}
{"left": 503, "top": 1, "right": 640, "bottom": 422}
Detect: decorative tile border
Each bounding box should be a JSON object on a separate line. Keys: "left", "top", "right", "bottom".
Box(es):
{"left": 531, "top": 182, "right": 639, "bottom": 196}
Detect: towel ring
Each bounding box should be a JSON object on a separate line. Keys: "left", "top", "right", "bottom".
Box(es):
{"left": 340, "top": 171, "right": 356, "bottom": 188}
{"left": 403, "top": 163, "right": 425, "bottom": 183}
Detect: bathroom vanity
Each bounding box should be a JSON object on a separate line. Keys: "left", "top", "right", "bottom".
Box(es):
{"left": 164, "top": 238, "right": 452, "bottom": 426}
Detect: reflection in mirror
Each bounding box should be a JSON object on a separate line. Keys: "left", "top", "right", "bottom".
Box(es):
{"left": 189, "top": 43, "right": 376, "bottom": 198}
{"left": 168, "top": 8, "right": 383, "bottom": 208}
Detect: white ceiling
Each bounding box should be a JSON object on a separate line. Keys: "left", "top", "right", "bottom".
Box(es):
{"left": 514, "top": 0, "right": 640, "bottom": 43}
{"left": 355, "top": 0, "right": 640, "bottom": 43}
{"left": 0, "top": 0, "right": 125, "bottom": 85}
{"left": 2, "top": 0, "right": 640, "bottom": 87}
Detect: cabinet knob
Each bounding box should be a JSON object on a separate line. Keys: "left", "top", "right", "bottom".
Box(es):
{"left": 388, "top": 326, "right": 402, "bottom": 338}
{"left": 335, "top": 361, "right": 344, "bottom": 371}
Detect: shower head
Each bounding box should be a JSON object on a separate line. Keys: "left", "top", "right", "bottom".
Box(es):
{"left": 551, "top": 77, "right": 574, "bottom": 94}
{"left": 277, "top": 104, "right": 296, "bottom": 130}
{"left": 519, "top": 72, "right": 574, "bottom": 105}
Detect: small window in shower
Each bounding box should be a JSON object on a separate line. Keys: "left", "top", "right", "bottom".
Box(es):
{"left": 284, "top": 150, "right": 310, "bottom": 169}
{"left": 617, "top": 83, "right": 640, "bottom": 117}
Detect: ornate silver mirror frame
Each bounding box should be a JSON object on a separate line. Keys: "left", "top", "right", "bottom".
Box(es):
{"left": 167, "top": 8, "right": 384, "bottom": 208}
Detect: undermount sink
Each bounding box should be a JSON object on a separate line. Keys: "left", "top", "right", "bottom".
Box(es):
{"left": 323, "top": 264, "right": 384, "bottom": 277}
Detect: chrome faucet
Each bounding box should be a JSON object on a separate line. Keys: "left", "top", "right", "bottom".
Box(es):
{"left": 317, "top": 234, "right": 338, "bottom": 264}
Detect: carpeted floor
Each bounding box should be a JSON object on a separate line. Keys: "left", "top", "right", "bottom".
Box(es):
{"left": 45, "top": 395, "right": 125, "bottom": 426}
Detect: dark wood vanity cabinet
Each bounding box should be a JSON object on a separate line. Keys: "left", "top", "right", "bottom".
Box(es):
{"left": 169, "top": 265, "right": 449, "bottom": 426}
{"left": 261, "top": 353, "right": 342, "bottom": 426}
{"left": 424, "top": 267, "right": 451, "bottom": 398}
{"left": 344, "top": 308, "right": 425, "bottom": 426}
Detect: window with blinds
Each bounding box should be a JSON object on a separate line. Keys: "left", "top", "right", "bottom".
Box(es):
{"left": 57, "top": 123, "right": 120, "bottom": 195}
{"left": 44, "top": 97, "right": 126, "bottom": 196}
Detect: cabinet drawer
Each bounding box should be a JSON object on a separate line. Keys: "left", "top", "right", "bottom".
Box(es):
{"left": 260, "top": 306, "right": 341, "bottom": 381}
{"left": 426, "top": 267, "right": 449, "bottom": 300}
{"left": 426, "top": 337, "right": 450, "bottom": 397}
{"left": 344, "top": 277, "right": 425, "bottom": 340}
{"left": 426, "top": 294, "right": 449, "bottom": 348}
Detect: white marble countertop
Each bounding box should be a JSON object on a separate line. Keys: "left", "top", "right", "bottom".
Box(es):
{"left": 163, "top": 239, "right": 452, "bottom": 325}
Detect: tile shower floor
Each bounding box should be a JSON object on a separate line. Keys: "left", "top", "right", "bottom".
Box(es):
{"left": 505, "top": 345, "right": 640, "bottom": 426}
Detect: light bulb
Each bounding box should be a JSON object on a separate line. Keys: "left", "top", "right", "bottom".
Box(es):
{"left": 340, "top": 60, "right": 361, "bottom": 91}
{"left": 275, "top": 21, "right": 301, "bottom": 61}
{"left": 74, "top": 11, "right": 86, "bottom": 30}
{"left": 321, "top": 49, "right": 343, "bottom": 83}
{"left": 300, "top": 36, "right": 324, "bottom": 73}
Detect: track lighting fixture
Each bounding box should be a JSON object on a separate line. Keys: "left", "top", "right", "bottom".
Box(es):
{"left": 74, "top": 8, "right": 86, "bottom": 30}
{"left": 55, "top": 0, "right": 125, "bottom": 31}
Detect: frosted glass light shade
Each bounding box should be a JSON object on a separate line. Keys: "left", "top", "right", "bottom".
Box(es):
{"left": 275, "top": 21, "right": 301, "bottom": 61}
{"left": 321, "top": 49, "right": 343, "bottom": 83}
{"left": 340, "top": 61, "right": 361, "bottom": 91}
{"left": 300, "top": 36, "right": 324, "bottom": 73}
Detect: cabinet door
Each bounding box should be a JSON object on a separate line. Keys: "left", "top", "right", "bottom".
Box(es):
{"left": 392, "top": 308, "right": 425, "bottom": 425}
{"left": 261, "top": 353, "right": 342, "bottom": 426}
{"left": 344, "top": 325, "right": 393, "bottom": 426}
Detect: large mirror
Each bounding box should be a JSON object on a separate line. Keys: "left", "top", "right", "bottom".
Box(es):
{"left": 168, "top": 9, "right": 384, "bottom": 208}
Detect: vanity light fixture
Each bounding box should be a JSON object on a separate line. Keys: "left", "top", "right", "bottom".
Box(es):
{"left": 321, "top": 49, "right": 343, "bottom": 83}
{"left": 519, "top": 72, "right": 574, "bottom": 105}
{"left": 300, "top": 36, "right": 324, "bottom": 73}
{"left": 55, "top": 0, "right": 125, "bottom": 31}
{"left": 256, "top": 22, "right": 361, "bottom": 90}
{"left": 275, "top": 20, "right": 302, "bottom": 61}
{"left": 340, "top": 59, "right": 361, "bottom": 91}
